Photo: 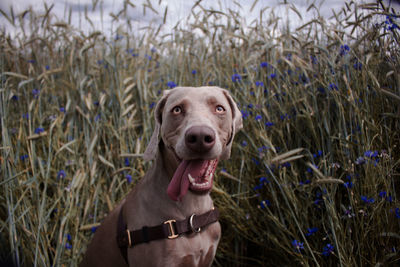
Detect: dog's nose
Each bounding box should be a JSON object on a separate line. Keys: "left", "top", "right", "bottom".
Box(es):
{"left": 185, "top": 126, "right": 216, "bottom": 153}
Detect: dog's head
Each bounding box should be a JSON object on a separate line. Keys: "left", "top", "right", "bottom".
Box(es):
{"left": 144, "top": 86, "right": 242, "bottom": 201}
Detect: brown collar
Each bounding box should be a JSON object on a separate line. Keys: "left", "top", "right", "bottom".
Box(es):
{"left": 116, "top": 207, "right": 220, "bottom": 263}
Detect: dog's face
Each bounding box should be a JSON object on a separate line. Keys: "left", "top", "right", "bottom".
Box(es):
{"left": 144, "top": 86, "right": 242, "bottom": 201}
{"left": 160, "top": 87, "right": 240, "bottom": 161}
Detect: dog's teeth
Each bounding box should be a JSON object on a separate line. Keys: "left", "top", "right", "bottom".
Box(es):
{"left": 188, "top": 174, "right": 195, "bottom": 184}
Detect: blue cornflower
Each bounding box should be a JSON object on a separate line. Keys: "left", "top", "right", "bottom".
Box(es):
{"left": 286, "top": 53, "right": 292, "bottom": 61}
{"left": 379, "top": 191, "right": 387, "bottom": 198}
{"left": 259, "top": 177, "right": 269, "bottom": 184}
{"left": 114, "top": 34, "right": 123, "bottom": 41}
{"left": 65, "top": 242, "right": 72, "bottom": 250}
{"left": 241, "top": 140, "right": 248, "bottom": 147}
{"left": 260, "top": 62, "right": 268, "bottom": 68}
{"left": 255, "top": 115, "right": 262, "bottom": 121}
{"left": 191, "top": 70, "right": 197, "bottom": 75}
{"left": 32, "top": 89, "right": 40, "bottom": 98}
{"left": 252, "top": 158, "right": 260, "bottom": 165}
{"left": 340, "top": 44, "right": 350, "bottom": 56}
{"left": 149, "top": 102, "right": 156, "bottom": 109}
{"left": 150, "top": 47, "right": 157, "bottom": 53}
{"left": 269, "top": 73, "right": 277, "bottom": 79}
{"left": 292, "top": 240, "right": 304, "bottom": 253}
{"left": 260, "top": 200, "right": 271, "bottom": 209}
{"left": 310, "top": 55, "right": 318, "bottom": 64}
{"left": 11, "top": 95, "right": 19, "bottom": 101}
{"left": 60, "top": 107, "right": 66, "bottom": 113}
{"left": 20, "top": 155, "right": 29, "bottom": 162}
{"left": 344, "top": 181, "right": 354, "bottom": 189}
{"left": 167, "top": 81, "right": 177, "bottom": 89}
{"left": 361, "top": 195, "right": 375, "bottom": 204}
{"left": 231, "top": 73, "right": 242, "bottom": 82}
{"left": 306, "top": 227, "right": 318, "bottom": 236}
{"left": 395, "top": 208, "right": 400, "bottom": 219}
{"left": 280, "top": 114, "right": 288, "bottom": 121}
{"left": 322, "top": 243, "right": 334, "bottom": 256}
{"left": 299, "top": 180, "right": 311, "bottom": 186}
{"left": 281, "top": 162, "right": 291, "bottom": 168}
{"left": 265, "top": 122, "right": 274, "bottom": 127}
{"left": 364, "top": 150, "right": 378, "bottom": 158}
{"left": 91, "top": 226, "right": 98, "bottom": 233}
{"left": 385, "top": 14, "right": 399, "bottom": 31}
{"left": 241, "top": 110, "right": 249, "bottom": 119}
{"left": 124, "top": 158, "right": 130, "bottom": 167}
{"left": 45, "top": 65, "right": 50, "bottom": 70}
{"left": 255, "top": 81, "right": 264, "bottom": 87}
{"left": 66, "top": 234, "right": 72, "bottom": 241}
{"left": 34, "top": 127, "right": 44, "bottom": 134}
{"left": 313, "top": 150, "right": 323, "bottom": 158}
{"left": 57, "top": 170, "right": 66, "bottom": 179}
{"left": 328, "top": 83, "right": 338, "bottom": 91}
{"left": 126, "top": 174, "right": 132, "bottom": 184}
{"left": 353, "top": 61, "right": 362, "bottom": 70}
{"left": 253, "top": 184, "right": 263, "bottom": 190}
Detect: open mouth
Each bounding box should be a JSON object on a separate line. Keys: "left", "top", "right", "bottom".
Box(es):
{"left": 167, "top": 158, "right": 219, "bottom": 201}
{"left": 188, "top": 159, "right": 218, "bottom": 192}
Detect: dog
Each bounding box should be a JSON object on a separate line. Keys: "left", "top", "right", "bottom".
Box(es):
{"left": 80, "top": 86, "right": 242, "bottom": 267}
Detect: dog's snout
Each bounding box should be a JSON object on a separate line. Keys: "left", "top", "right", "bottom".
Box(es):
{"left": 185, "top": 126, "right": 216, "bottom": 153}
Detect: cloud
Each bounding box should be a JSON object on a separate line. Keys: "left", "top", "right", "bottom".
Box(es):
{"left": 1, "top": 0, "right": 397, "bottom": 37}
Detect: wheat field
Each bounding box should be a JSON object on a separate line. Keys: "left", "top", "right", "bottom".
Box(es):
{"left": 1, "top": 0, "right": 400, "bottom": 266}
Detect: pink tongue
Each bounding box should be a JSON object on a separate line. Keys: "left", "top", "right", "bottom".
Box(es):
{"left": 167, "top": 159, "right": 209, "bottom": 201}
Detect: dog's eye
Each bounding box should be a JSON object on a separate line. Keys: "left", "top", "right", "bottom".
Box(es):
{"left": 172, "top": 106, "right": 182, "bottom": 115}
{"left": 215, "top": 105, "right": 225, "bottom": 113}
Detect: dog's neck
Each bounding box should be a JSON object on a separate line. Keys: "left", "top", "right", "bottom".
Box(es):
{"left": 159, "top": 142, "right": 180, "bottom": 179}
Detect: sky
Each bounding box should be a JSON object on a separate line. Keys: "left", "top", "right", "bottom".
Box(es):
{"left": 0, "top": 0, "right": 399, "bottom": 37}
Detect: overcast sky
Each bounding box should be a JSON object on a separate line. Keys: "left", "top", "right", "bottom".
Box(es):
{"left": 0, "top": 0, "right": 399, "bottom": 37}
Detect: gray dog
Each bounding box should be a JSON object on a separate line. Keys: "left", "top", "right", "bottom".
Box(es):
{"left": 80, "top": 86, "right": 242, "bottom": 267}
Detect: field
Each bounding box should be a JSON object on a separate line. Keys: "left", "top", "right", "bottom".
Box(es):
{"left": 1, "top": 0, "right": 400, "bottom": 266}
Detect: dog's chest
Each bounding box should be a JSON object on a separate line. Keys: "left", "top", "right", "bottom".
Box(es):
{"left": 130, "top": 221, "right": 221, "bottom": 267}
{"left": 169, "top": 223, "right": 221, "bottom": 267}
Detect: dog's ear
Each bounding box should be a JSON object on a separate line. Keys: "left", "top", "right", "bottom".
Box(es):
{"left": 143, "top": 90, "right": 171, "bottom": 161}
{"left": 220, "top": 89, "right": 243, "bottom": 160}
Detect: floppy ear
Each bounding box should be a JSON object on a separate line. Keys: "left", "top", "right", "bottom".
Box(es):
{"left": 143, "top": 90, "right": 171, "bottom": 161}
{"left": 220, "top": 89, "right": 243, "bottom": 160}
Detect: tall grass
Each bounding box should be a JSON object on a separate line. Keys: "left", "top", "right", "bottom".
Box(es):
{"left": 1, "top": 0, "right": 399, "bottom": 266}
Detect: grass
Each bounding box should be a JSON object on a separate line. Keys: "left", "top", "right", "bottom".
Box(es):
{"left": 1, "top": 0, "right": 399, "bottom": 266}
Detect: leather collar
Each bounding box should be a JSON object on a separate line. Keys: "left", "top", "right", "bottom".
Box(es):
{"left": 116, "top": 207, "right": 220, "bottom": 263}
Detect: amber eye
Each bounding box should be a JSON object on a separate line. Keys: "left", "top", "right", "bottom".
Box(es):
{"left": 216, "top": 105, "right": 225, "bottom": 113}
{"left": 172, "top": 106, "right": 182, "bottom": 115}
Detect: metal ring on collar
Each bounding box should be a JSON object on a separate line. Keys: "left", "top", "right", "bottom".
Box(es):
{"left": 189, "top": 214, "right": 201, "bottom": 233}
